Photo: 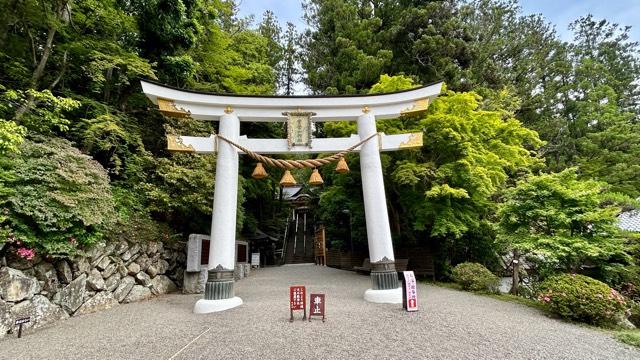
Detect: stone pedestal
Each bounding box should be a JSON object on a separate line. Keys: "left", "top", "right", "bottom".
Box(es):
{"left": 182, "top": 269, "right": 207, "bottom": 294}
{"left": 364, "top": 258, "right": 402, "bottom": 304}
{"left": 370, "top": 257, "right": 399, "bottom": 290}
{"left": 234, "top": 264, "right": 244, "bottom": 281}
{"left": 194, "top": 267, "right": 242, "bottom": 314}
{"left": 204, "top": 267, "right": 235, "bottom": 300}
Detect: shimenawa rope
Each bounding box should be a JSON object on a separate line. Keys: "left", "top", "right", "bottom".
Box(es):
{"left": 215, "top": 133, "right": 379, "bottom": 169}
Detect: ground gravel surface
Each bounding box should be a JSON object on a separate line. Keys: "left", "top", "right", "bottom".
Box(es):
{"left": 1, "top": 264, "right": 638, "bottom": 360}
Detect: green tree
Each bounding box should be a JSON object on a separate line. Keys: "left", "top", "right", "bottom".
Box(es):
{"left": 539, "top": 16, "right": 640, "bottom": 186}
{"left": 301, "top": 0, "right": 393, "bottom": 93}
{"left": 497, "top": 169, "right": 633, "bottom": 294}
{"left": 280, "top": 22, "right": 300, "bottom": 95}
{"left": 321, "top": 76, "right": 542, "bottom": 270}
{"left": 258, "top": 10, "right": 283, "bottom": 83}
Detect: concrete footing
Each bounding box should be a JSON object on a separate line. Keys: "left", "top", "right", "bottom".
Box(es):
{"left": 193, "top": 297, "right": 243, "bottom": 314}
{"left": 364, "top": 287, "right": 402, "bottom": 304}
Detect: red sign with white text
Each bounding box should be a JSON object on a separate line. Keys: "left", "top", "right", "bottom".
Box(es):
{"left": 308, "top": 293, "right": 325, "bottom": 322}
{"left": 403, "top": 271, "right": 418, "bottom": 312}
{"left": 290, "top": 286, "right": 306, "bottom": 310}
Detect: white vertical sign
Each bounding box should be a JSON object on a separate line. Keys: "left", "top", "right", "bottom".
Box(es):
{"left": 403, "top": 271, "right": 418, "bottom": 311}
{"left": 251, "top": 253, "right": 260, "bottom": 267}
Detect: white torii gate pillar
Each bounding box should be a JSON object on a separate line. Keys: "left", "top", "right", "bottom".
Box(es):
{"left": 193, "top": 111, "right": 243, "bottom": 313}
{"left": 358, "top": 112, "right": 402, "bottom": 303}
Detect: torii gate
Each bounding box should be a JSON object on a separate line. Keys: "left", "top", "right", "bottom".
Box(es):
{"left": 141, "top": 80, "right": 443, "bottom": 313}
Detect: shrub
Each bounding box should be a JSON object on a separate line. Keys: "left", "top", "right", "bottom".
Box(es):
{"left": 628, "top": 301, "right": 640, "bottom": 328}
{"left": 0, "top": 136, "right": 115, "bottom": 256}
{"left": 451, "top": 262, "right": 500, "bottom": 292}
{"left": 537, "top": 274, "right": 627, "bottom": 326}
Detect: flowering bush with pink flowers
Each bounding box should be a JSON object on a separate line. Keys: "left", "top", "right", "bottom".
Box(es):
{"left": 538, "top": 274, "right": 628, "bottom": 326}
{"left": 16, "top": 247, "right": 35, "bottom": 260}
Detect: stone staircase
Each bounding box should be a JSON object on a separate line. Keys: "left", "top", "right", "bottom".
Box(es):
{"left": 283, "top": 219, "right": 315, "bottom": 264}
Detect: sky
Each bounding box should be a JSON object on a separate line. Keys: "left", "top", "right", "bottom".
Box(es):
{"left": 236, "top": 0, "right": 640, "bottom": 42}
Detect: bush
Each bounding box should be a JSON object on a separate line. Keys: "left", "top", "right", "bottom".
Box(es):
{"left": 451, "top": 262, "right": 500, "bottom": 292}
{"left": 537, "top": 274, "right": 627, "bottom": 326}
{"left": 628, "top": 301, "right": 640, "bottom": 328}
{"left": 0, "top": 136, "right": 115, "bottom": 256}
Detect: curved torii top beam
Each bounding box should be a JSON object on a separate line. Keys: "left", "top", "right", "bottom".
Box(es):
{"left": 140, "top": 79, "right": 443, "bottom": 122}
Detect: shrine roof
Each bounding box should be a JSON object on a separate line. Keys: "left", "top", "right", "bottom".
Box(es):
{"left": 619, "top": 209, "right": 640, "bottom": 232}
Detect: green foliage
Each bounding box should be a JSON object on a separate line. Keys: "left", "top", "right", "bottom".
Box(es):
{"left": 0, "top": 120, "right": 26, "bottom": 154}
{"left": 0, "top": 0, "right": 276, "bottom": 254}
{"left": 538, "top": 274, "right": 627, "bottom": 326}
{"left": 143, "top": 153, "right": 216, "bottom": 226}
{"left": 318, "top": 181, "right": 367, "bottom": 250}
{"left": 109, "top": 186, "right": 172, "bottom": 244}
{"left": 369, "top": 74, "right": 417, "bottom": 94}
{"left": 302, "top": 0, "right": 394, "bottom": 93}
{"left": 1, "top": 137, "right": 115, "bottom": 255}
{"left": 497, "top": 169, "right": 632, "bottom": 271}
{"left": 615, "top": 330, "right": 640, "bottom": 348}
{"left": 1, "top": 88, "right": 80, "bottom": 133}
{"left": 303, "top": 0, "right": 640, "bottom": 198}
{"left": 72, "top": 113, "right": 150, "bottom": 178}
{"left": 404, "top": 89, "right": 543, "bottom": 238}
{"left": 451, "top": 262, "right": 499, "bottom": 292}
{"left": 628, "top": 301, "right": 640, "bottom": 328}
{"left": 321, "top": 75, "right": 542, "bottom": 265}
{"left": 591, "top": 264, "right": 640, "bottom": 303}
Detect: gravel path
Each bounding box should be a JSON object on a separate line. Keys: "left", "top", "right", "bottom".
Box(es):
{"left": 1, "top": 264, "right": 638, "bottom": 360}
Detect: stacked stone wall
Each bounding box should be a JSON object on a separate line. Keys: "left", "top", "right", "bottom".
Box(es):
{"left": 0, "top": 240, "right": 185, "bottom": 338}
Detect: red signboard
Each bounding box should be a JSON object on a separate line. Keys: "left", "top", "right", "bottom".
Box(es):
{"left": 402, "top": 271, "right": 418, "bottom": 312}
{"left": 289, "top": 286, "right": 306, "bottom": 321}
{"left": 308, "top": 293, "right": 325, "bottom": 322}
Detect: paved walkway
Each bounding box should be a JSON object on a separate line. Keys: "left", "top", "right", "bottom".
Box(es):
{"left": 2, "top": 265, "right": 639, "bottom": 360}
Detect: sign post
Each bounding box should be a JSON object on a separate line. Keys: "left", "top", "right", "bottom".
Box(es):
{"left": 402, "top": 271, "right": 418, "bottom": 312}
{"left": 15, "top": 317, "right": 31, "bottom": 338}
{"left": 308, "top": 293, "right": 325, "bottom": 322}
{"left": 289, "top": 286, "right": 306, "bottom": 322}
{"left": 251, "top": 252, "right": 260, "bottom": 268}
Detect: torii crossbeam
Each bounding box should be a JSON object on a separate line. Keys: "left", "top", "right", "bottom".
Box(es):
{"left": 141, "top": 79, "right": 443, "bottom": 313}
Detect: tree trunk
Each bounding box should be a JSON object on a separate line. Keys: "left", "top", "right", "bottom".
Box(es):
{"left": 30, "top": 26, "right": 57, "bottom": 89}
{"left": 14, "top": 25, "right": 57, "bottom": 123}
{"left": 103, "top": 67, "right": 113, "bottom": 103}
{"left": 510, "top": 250, "right": 520, "bottom": 295}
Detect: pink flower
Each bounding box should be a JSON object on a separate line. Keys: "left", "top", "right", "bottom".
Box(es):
{"left": 543, "top": 296, "right": 551, "bottom": 302}
{"left": 16, "top": 247, "right": 35, "bottom": 261}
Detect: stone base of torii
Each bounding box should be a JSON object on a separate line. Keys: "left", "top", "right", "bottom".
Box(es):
{"left": 140, "top": 79, "right": 443, "bottom": 313}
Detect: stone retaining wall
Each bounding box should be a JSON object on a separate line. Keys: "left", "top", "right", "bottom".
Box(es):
{"left": 0, "top": 240, "right": 186, "bottom": 339}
